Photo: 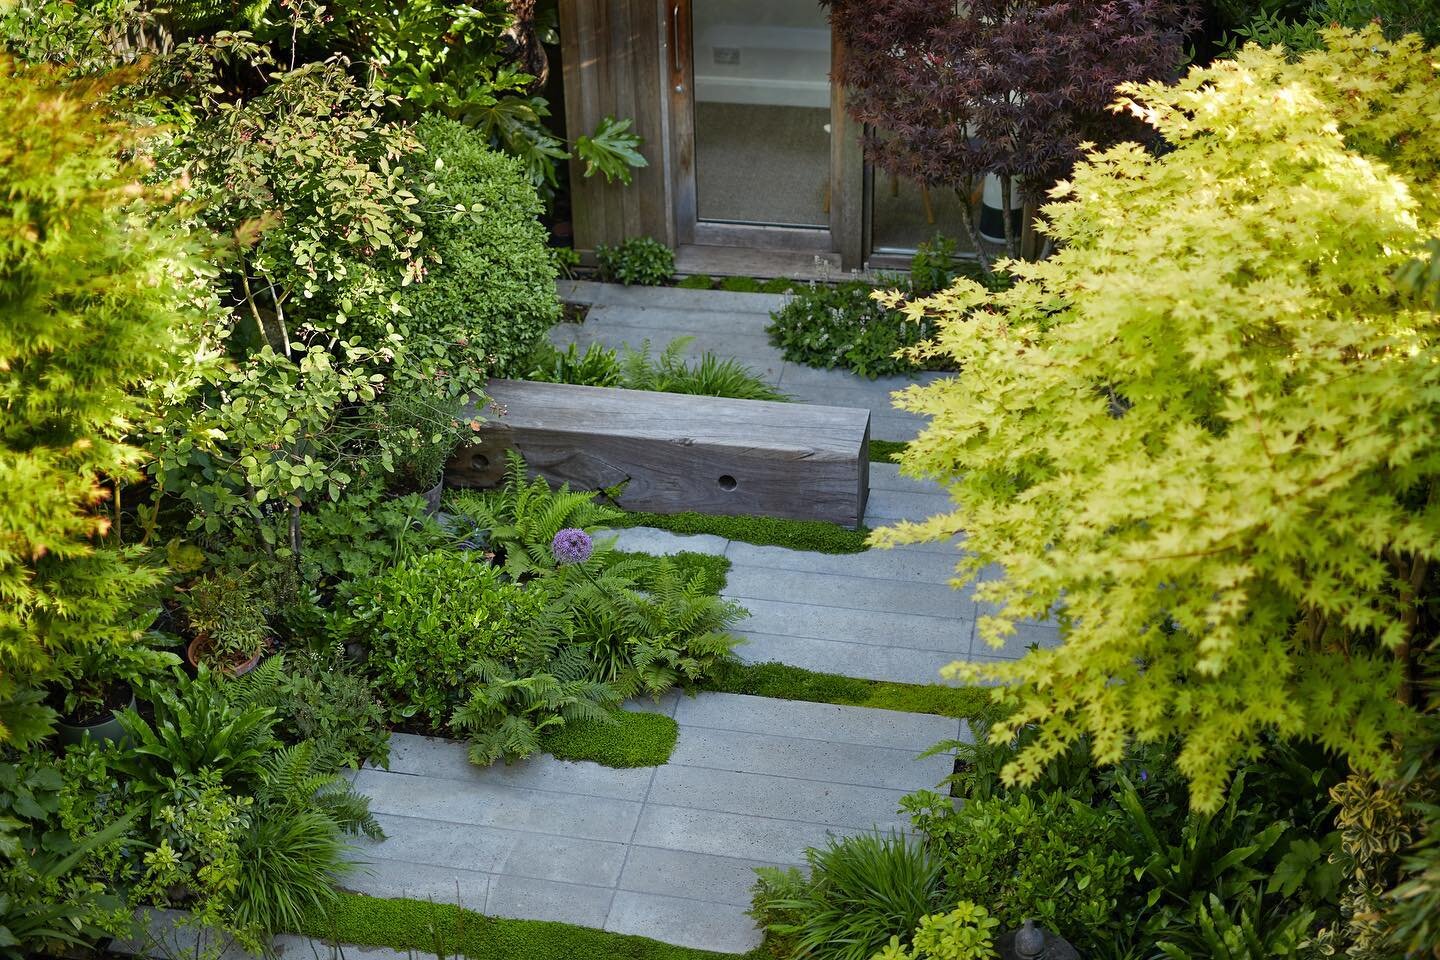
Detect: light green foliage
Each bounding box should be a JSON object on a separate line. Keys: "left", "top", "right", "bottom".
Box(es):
{"left": 451, "top": 646, "right": 620, "bottom": 766}
{"left": 753, "top": 833, "right": 946, "bottom": 960}
{"left": 540, "top": 710, "right": 680, "bottom": 768}
{"left": 445, "top": 452, "right": 625, "bottom": 577}
{"left": 527, "top": 338, "right": 787, "bottom": 401}
{"left": 0, "top": 58, "right": 192, "bottom": 745}
{"left": 873, "top": 903, "right": 1000, "bottom": 960}
{"left": 901, "top": 790, "right": 1131, "bottom": 952}
{"left": 1219, "top": 0, "right": 1440, "bottom": 48}
{"left": 597, "top": 236, "right": 676, "bottom": 286}
{"left": 349, "top": 551, "right": 551, "bottom": 726}
{"left": 876, "top": 28, "right": 1440, "bottom": 810}
{"left": 399, "top": 114, "right": 560, "bottom": 377}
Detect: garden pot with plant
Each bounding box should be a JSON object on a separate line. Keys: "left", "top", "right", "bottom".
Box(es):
{"left": 50, "top": 630, "right": 179, "bottom": 746}
{"left": 182, "top": 568, "right": 270, "bottom": 676}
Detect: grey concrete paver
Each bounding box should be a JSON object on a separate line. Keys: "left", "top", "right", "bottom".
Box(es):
{"left": 486, "top": 875, "right": 616, "bottom": 927}
{"left": 672, "top": 691, "right": 958, "bottom": 750}
{"left": 735, "top": 630, "right": 972, "bottom": 686}
{"left": 724, "top": 566, "right": 970, "bottom": 620}
{"left": 606, "top": 891, "right": 760, "bottom": 954}
{"left": 348, "top": 690, "right": 951, "bottom": 955}
{"left": 617, "top": 846, "right": 776, "bottom": 907}
{"left": 730, "top": 598, "right": 972, "bottom": 653}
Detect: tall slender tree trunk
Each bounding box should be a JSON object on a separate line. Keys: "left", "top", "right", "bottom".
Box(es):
{"left": 1000, "top": 177, "right": 1019, "bottom": 261}
{"left": 955, "top": 184, "right": 992, "bottom": 276}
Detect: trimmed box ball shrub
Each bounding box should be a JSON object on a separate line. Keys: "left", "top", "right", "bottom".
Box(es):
{"left": 403, "top": 114, "right": 560, "bottom": 378}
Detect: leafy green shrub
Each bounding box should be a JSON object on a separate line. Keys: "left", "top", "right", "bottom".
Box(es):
{"left": 111, "top": 669, "right": 378, "bottom": 950}
{"left": 908, "top": 234, "right": 959, "bottom": 296}
{"left": 182, "top": 568, "right": 269, "bottom": 667}
{"left": 400, "top": 114, "right": 560, "bottom": 377}
{"left": 292, "top": 485, "right": 449, "bottom": 585}
{"left": 902, "top": 789, "right": 1132, "bottom": 953}
{"left": 752, "top": 832, "right": 946, "bottom": 960}
{"left": 874, "top": 903, "right": 1001, "bottom": 960}
{"left": 445, "top": 453, "right": 625, "bottom": 577}
{"left": 349, "top": 551, "right": 550, "bottom": 726}
{"left": 596, "top": 236, "right": 675, "bottom": 286}
{"left": 873, "top": 28, "right": 1440, "bottom": 811}
{"left": 226, "top": 654, "right": 391, "bottom": 771}
{"left": 0, "top": 757, "right": 136, "bottom": 959}
{"left": 767, "top": 280, "right": 942, "bottom": 379}
{"left": 528, "top": 337, "right": 786, "bottom": 401}
{"left": 719, "top": 275, "right": 763, "bottom": 293}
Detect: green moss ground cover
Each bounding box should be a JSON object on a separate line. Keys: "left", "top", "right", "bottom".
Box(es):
{"left": 541, "top": 709, "right": 679, "bottom": 767}
{"left": 868, "top": 439, "right": 909, "bottom": 464}
{"left": 703, "top": 660, "right": 991, "bottom": 721}
{"left": 296, "top": 893, "right": 756, "bottom": 960}
{"left": 612, "top": 512, "right": 869, "bottom": 554}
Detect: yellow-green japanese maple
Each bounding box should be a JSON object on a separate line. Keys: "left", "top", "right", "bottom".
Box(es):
{"left": 875, "top": 27, "right": 1440, "bottom": 811}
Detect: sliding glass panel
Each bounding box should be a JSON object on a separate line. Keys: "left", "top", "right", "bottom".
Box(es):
{"left": 691, "top": 0, "right": 831, "bottom": 227}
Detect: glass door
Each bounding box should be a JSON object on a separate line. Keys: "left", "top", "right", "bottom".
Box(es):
{"left": 670, "top": 0, "right": 836, "bottom": 249}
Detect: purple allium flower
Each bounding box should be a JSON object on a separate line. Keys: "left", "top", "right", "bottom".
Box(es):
{"left": 1139, "top": 770, "right": 1149, "bottom": 782}
{"left": 551, "top": 528, "right": 594, "bottom": 565}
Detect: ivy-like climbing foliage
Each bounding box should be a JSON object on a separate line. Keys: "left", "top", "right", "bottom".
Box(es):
{"left": 872, "top": 27, "right": 1440, "bottom": 812}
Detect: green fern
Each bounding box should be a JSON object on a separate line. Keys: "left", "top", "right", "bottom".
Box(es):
{"left": 451, "top": 645, "right": 621, "bottom": 766}
{"left": 446, "top": 452, "right": 624, "bottom": 576}
{"left": 547, "top": 557, "right": 743, "bottom": 696}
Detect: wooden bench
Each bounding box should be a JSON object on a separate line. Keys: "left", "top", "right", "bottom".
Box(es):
{"left": 445, "top": 379, "right": 870, "bottom": 528}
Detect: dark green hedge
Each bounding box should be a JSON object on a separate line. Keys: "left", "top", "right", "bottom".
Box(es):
{"left": 403, "top": 115, "right": 560, "bottom": 378}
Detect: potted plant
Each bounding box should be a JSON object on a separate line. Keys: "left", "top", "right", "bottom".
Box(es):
{"left": 51, "top": 618, "right": 180, "bottom": 746}
{"left": 377, "top": 381, "right": 473, "bottom": 514}
{"left": 182, "top": 569, "right": 269, "bottom": 676}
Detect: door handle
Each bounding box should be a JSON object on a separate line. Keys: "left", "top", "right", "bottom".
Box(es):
{"left": 671, "top": 3, "right": 682, "bottom": 75}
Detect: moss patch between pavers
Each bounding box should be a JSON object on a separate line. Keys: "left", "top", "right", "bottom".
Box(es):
{"left": 613, "top": 511, "right": 869, "bottom": 554}
{"left": 296, "top": 893, "right": 757, "bottom": 960}
{"left": 702, "top": 660, "right": 992, "bottom": 721}
{"left": 542, "top": 709, "right": 679, "bottom": 767}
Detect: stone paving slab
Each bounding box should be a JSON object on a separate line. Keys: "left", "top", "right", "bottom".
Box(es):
{"left": 346, "top": 692, "right": 947, "bottom": 954}
{"left": 730, "top": 598, "right": 973, "bottom": 653}
{"left": 617, "top": 845, "right": 778, "bottom": 907}
{"left": 724, "top": 567, "right": 971, "bottom": 619}
{"left": 672, "top": 691, "right": 958, "bottom": 750}
{"left": 735, "top": 630, "right": 973, "bottom": 686}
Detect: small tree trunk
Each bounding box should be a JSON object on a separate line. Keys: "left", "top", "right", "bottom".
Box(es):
{"left": 1020, "top": 202, "right": 1041, "bottom": 260}
{"left": 1000, "top": 176, "right": 1019, "bottom": 261}
{"left": 955, "top": 185, "right": 992, "bottom": 276}
{"left": 288, "top": 499, "right": 302, "bottom": 566}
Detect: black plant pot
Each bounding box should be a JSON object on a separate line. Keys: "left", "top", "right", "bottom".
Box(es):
{"left": 55, "top": 693, "right": 135, "bottom": 747}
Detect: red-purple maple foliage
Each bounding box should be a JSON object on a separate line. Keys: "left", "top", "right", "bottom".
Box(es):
{"left": 824, "top": 0, "right": 1197, "bottom": 258}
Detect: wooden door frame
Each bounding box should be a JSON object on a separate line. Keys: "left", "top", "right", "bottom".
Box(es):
{"left": 663, "top": 0, "right": 863, "bottom": 264}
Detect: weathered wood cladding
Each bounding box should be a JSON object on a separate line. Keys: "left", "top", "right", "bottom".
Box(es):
{"left": 559, "top": 0, "right": 674, "bottom": 255}
{"left": 446, "top": 380, "right": 872, "bottom": 528}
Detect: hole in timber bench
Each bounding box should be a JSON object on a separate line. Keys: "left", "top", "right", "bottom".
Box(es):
{"left": 473, "top": 453, "right": 490, "bottom": 471}
{"left": 717, "top": 474, "right": 738, "bottom": 491}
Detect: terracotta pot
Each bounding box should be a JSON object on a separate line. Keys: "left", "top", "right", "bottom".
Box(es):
{"left": 186, "top": 635, "right": 265, "bottom": 677}
{"left": 55, "top": 693, "right": 135, "bottom": 747}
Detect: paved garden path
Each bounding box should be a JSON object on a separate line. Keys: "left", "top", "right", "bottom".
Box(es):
{"left": 554, "top": 280, "right": 948, "bottom": 443}
{"left": 344, "top": 694, "right": 957, "bottom": 953}
{"left": 337, "top": 283, "right": 1061, "bottom": 955}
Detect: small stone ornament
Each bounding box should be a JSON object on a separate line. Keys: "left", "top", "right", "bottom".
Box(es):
{"left": 997, "top": 919, "right": 1081, "bottom": 960}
